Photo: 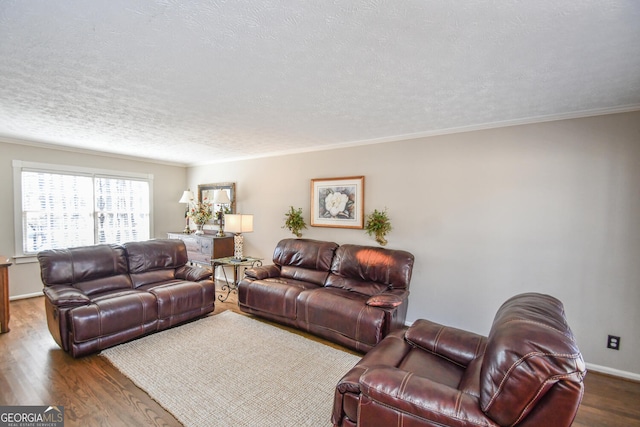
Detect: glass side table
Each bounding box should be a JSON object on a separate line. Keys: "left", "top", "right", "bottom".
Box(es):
{"left": 212, "top": 256, "right": 263, "bottom": 302}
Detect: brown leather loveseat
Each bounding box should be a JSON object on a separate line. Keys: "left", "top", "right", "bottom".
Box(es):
{"left": 238, "top": 238, "right": 415, "bottom": 353}
{"left": 332, "top": 293, "right": 586, "bottom": 427}
{"left": 38, "top": 239, "right": 215, "bottom": 357}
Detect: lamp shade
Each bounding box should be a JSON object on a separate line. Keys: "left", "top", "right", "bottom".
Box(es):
{"left": 225, "top": 214, "right": 253, "bottom": 234}
{"left": 178, "top": 190, "right": 194, "bottom": 204}
{"left": 212, "top": 189, "right": 231, "bottom": 204}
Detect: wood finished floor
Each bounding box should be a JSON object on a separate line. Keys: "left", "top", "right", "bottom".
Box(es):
{"left": 1, "top": 291, "right": 639, "bottom": 426}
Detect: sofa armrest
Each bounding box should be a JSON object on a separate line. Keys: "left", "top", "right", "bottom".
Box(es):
{"left": 366, "top": 289, "right": 409, "bottom": 308}
{"left": 175, "top": 265, "right": 212, "bottom": 282}
{"left": 244, "top": 264, "right": 281, "bottom": 280}
{"left": 359, "top": 366, "right": 488, "bottom": 425}
{"left": 405, "top": 319, "right": 487, "bottom": 367}
{"left": 42, "top": 285, "right": 91, "bottom": 308}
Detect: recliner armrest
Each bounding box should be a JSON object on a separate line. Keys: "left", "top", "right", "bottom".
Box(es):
{"left": 336, "top": 365, "right": 368, "bottom": 395}
{"left": 175, "top": 265, "right": 212, "bottom": 282}
{"left": 366, "top": 289, "right": 408, "bottom": 308}
{"left": 244, "top": 264, "right": 281, "bottom": 280}
{"left": 405, "top": 319, "right": 487, "bottom": 367}
{"left": 359, "top": 366, "right": 488, "bottom": 425}
{"left": 43, "top": 285, "right": 91, "bottom": 308}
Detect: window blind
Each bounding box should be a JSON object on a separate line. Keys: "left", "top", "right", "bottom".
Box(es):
{"left": 20, "top": 170, "right": 151, "bottom": 254}
{"left": 95, "top": 176, "right": 150, "bottom": 245}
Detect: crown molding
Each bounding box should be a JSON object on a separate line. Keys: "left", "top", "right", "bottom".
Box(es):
{"left": 3, "top": 104, "right": 639, "bottom": 168}
{"left": 189, "top": 105, "right": 640, "bottom": 166}
{"left": 0, "top": 135, "right": 189, "bottom": 168}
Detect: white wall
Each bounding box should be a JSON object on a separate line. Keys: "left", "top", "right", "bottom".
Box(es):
{"left": 189, "top": 111, "right": 640, "bottom": 377}
{"left": 0, "top": 139, "right": 188, "bottom": 297}
{"left": 2, "top": 111, "right": 638, "bottom": 377}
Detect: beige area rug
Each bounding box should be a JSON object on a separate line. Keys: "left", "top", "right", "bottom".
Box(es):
{"left": 101, "top": 311, "right": 362, "bottom": 426}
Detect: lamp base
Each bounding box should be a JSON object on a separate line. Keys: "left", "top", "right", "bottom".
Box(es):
{"left": 183, "top": 209, "right": 191, "bottom": 234}
{"left": 216, "top": 212, "right": 225, "bottom": 237}
{"left": 233, "top": 233, "right": 244, "bottom": 260}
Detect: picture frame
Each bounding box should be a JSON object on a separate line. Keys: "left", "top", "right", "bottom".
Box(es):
{"left": 311, "top": 176, "right": 364, "bottom": 228}
{"left": 198, "top": 182, "right": 235, "bottom": 225}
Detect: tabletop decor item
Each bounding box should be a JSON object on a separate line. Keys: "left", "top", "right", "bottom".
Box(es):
{"left": 212, "top": 189, "right": 231, "bottom": 236}
{"left": 283, "top": 206, "right": 307, "bottom": 237}
{"left": 178, "top": 189, "right": 195, "bottom": 233}
{"left": 311, "top": 176, "right": 364, "bottom": 228}
{"left": 225, "top": 214, "right": 254, "bottom": 259}
{"left": 365, "top": 208, "right": 392, "bottom": 246}
{"left": 189, "top": 200, "right": 213, "bottom": 235}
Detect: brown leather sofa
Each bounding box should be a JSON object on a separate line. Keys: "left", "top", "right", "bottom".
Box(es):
{"left": 38, "top": 239, "right": 215, "bottom": 357}
{"left": 332, "top": 293, "right": 586, "bottom": 427}
{"left": 238, "top": 238, "right": 415, "bottom": 353}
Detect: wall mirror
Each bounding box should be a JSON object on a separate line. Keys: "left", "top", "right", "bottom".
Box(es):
{"left": 198, "top": 182, "right": 235, "bottom": 223}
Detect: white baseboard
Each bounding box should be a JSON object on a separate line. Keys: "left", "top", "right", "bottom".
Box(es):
{"left": 9, "top": 291, "right": 44, "bottom": 301}
{"left": 586, "top": 363, "right": 640, "bottom": 382}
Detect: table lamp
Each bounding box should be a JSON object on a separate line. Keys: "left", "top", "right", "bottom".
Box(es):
{"left": 224, "top": 214, "right": 253, "bottom": 260}
{"left": 178, "top": 189, "right": 195, "bottom": 233}
{"left": 212, "top": 189, "right": 231, "bottom": 236}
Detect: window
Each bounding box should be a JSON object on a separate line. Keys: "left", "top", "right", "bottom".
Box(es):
{"left": 94, "top": 176, "right": 150, "bottom": 245}
{"left": 14, "top": 161, "right": 153, "bottom": 258}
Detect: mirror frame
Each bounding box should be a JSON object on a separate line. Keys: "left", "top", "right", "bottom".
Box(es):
{"left": 198, "top": 182, "right": 236, "bottom": 223}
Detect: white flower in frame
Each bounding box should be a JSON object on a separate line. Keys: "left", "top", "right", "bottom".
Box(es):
{"left": 325, "top": 192, "right": 349, "bottom": 217}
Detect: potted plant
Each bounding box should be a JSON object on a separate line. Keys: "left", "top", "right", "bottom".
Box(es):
{"left": 283, "top": 206, "right": 307, "bottom": 238}
{"left": 365, "top": 208, "right": 392, "bottom": 246}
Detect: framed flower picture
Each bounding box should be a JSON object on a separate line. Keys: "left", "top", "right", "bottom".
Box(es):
{"left": 310, "top": 176, "right": 364, "bottom": 228}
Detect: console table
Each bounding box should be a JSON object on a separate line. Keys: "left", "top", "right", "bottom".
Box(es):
{"left": 167, "top": 233, "right": 234, "bottom": 267}
{"left": 0, "top": 256, "right": 12, "bottom": 333}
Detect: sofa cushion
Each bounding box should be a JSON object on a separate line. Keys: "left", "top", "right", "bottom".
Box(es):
{"left": 239, "top": 277, "right": 320, "bottom": 320}
{"left": 273, "top": 239, "right": 338, "bottom": 286}
{"left": 124, "top": 239, "right": 188, "bottom": 287}
{"left": 398, "top": 348, "right": 466, "bottom": 389}
{"left": 148, "top": 281, "right": 215, "bottom": 329}
{"left": 297, "top": 287, "right": 386, "bottom": 349}
{"left": 70, "top": 289, "right": 158, "bottom": 342}
{"left": 38, "top": 244, "right": 132, "bottom": 295}
{"left": 129, "top": 269, "right": 177, "bottom": 288}
{"left": 325, "top": 245, "right": 414, "bottom": 295}
{"left": 480, "top": 293, "right": 586, "bottom": 426}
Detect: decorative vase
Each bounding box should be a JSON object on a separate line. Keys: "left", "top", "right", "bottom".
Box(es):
{"left": 375, "top": 234, "right": 388, "bottom": 246}
{"left": 195, "top": 224, "right": 204, "bottom": 235}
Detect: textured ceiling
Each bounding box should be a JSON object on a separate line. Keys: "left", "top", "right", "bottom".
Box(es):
{"left": 1, "top": 1, "right": 639, "bottom": 166}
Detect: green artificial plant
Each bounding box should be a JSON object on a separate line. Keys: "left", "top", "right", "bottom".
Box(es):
{"left": 283, "top": 206, "right": 307, "bottom": 238}
{"left": 365, "top": 208, "right": 392, "bottom": 246}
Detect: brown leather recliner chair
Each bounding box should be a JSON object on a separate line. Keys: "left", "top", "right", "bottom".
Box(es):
{"left": 333, "top": 293, "right": 586, "bottom": 427}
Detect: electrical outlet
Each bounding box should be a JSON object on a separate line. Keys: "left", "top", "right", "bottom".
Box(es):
{"left": 607, "top": 335, "right": 621, "bottom": 350}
